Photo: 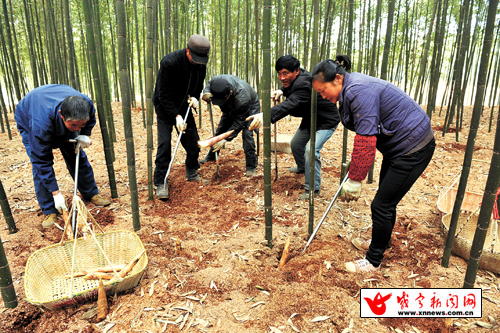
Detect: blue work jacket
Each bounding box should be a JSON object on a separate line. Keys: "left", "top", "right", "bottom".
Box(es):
{"left": 15, "top": 84, "right": 96, "bottom": 193}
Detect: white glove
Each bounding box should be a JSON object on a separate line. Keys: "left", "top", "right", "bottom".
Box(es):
{"left": 188, "top": 96, "right": 199, "bottom": 110}
{"left": 246, "top": 113, "right": 263, "bottom": 131}
{"left": 212, "top": 139, "right": 227, "bottom": 152}
{"left": 271, "top": 89, "right": 283, "bottom": 101}
{"left": 53, "top": 193, "right": 68, "bottom": 213}
{"left": 75, "top": 135, "right": 91, "bottom": 151}
{"left": 176, "top": 115, "right": 187, "bottom": 133}
{"left": 202, "top": 93, "right": 212, "bottom": 101}
{"left": 341, "top": 178, "right": 362, "bottom": 202}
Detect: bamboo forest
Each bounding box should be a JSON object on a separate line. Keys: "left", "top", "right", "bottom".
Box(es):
{"left": 0, "top": 0, "right": 500, "bottom": 332}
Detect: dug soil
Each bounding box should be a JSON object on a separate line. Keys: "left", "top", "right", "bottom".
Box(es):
{"left": 0, "top": 102, "right": 499, "bottom": 333}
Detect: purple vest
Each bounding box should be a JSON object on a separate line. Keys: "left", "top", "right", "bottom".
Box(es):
{"left": 338, "top": 72, "right": 432, "bottom": 158}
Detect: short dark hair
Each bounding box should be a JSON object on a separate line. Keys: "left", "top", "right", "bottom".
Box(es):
{"left": 60, "top": 95, "right": 92, "bottom": 122}
{"left": 275, "top": 55, "right": 300, "bottom": 72}
{"left": 311, "top": 55, "right": 352, "bottom": 83}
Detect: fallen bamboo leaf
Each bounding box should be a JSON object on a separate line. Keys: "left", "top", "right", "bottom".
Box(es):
{"left": 233, "top": 313, "right": 250, "bottom": 322}
{"left": 172, "top": 306, "right": 192, "bottom": 313}
{"left": 475, "top": 321, "right": 494, "bottom": 329}
{"left": 408, "top": 273, "right": 419, "bottom": 279}
{"left": 270, "top": 327, "right": 284, "bottom": 333}
{"left": 149, "top": 280, "right": 157, "bottom": 296}
{"left": 210, "top": 281, "right": 218, "bottom": 291}
{"left": 278, "top": 236, "right": 291, "bottom": 270}
{"left": 311, "top": 315, "right": 331, "bottom": 322}
{"left": 287, "top": 316, "right": 300, "bottom": 332}
{"left": 80, "top": 307, "right": 98, "bottom": 320}
{"left": 103, "top": 323, "right": 115, "bottom": 333}
{"left": 150, "top": 231, "right": 164, "bottom": 235}
{"left": 186, "top": 296, "right": 200, "bottom": 301}
{"left": 179, "top": 312, "right": 189, "bottom": 330}
{"left": 250, "top": 301, "right": 265, "bottom": 308}
{"left": 363, "top": 279, "right": 378, "bottom": 282}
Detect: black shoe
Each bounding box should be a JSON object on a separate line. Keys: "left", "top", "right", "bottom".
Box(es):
{"left": 199, "top": 157, "right": 216, "bottom": 164}
{"left": 289, "top": 167, "right": 305, "bottom": 174}
{"left": 156, "top": 184, "right": 169, "bottom": 200}
{"left": 299, "top": 189, "right": 320, "bottom": 201}
{"left": 186, "top": 169, "right": 210, "bottom": 184}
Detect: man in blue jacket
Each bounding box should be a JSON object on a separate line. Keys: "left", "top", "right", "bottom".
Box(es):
{"left": 15, "top": 84, "right": 111, "bottom": 228}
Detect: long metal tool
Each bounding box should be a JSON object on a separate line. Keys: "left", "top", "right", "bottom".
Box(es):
{"left": 302, "top": 172, "right": 350, "bottom": 254}
{"left": 65, "top": 139, "right": 80, "bottom": 235}
{"left": 207, "top": 100, "right": 220, "bottom": 177}
{"left": 273, "top": 98, "right": 279, "bottom": 181}
{"left": 164, "top": 106, "right": 191, "bottom": 189}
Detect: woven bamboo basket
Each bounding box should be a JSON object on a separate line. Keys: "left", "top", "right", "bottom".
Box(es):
{"left": 441, "top": 212, "right": 500, "bottom": 273}
{"left": 24, "top": 230, "right": 148, "bottom": 310}
{"left": 437, "top": 188, "right": 484, "bottom": 218}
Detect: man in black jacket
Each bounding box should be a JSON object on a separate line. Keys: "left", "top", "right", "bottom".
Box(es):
{"left": 248, "top": 55, "right": 340, "bottom": 200}
{"left": 200, "top": 75, "right": 259, "bottom": 176}
{"left": 153, "top": 34, "right": 210, "bottom": 200}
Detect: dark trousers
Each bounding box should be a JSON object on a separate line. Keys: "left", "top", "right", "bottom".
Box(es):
{"left": 204, "top": 119, "right": 257, "bottom": 170}
{"left": 366, "top": 138, "right": 435, "bottom": 267}
{"left": 19, "top": 130, "right": 98, "bottom": 215}
{"left": 154, "top": 112, "right": 200, "bottom": 185}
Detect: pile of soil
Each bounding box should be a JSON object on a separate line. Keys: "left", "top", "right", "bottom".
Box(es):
{"left": 0, "top": 102, "right": 499, "bottom": 332}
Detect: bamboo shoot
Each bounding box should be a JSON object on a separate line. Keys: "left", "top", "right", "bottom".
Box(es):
{"left": 198, "top": 130, "right": 234, "bottom": 148}
{"left": 97, "top": 278, "right": 108, "bottom": 322}
{"left": 278, "top": 236, "right": 291, "bottom": 270}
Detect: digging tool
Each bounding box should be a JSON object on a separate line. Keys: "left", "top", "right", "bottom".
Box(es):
{"left": 66, "top": 138, "right": 80, "bottom": 235}
{"left": 302, "top": 172, "right": 350, "bottom": 254}
{"left": 207, "top": 100, "right": 220, "bottom": 177}
{"left": 272, "top": 98, "right": 280, "bottom": 181}
{"left": 163, "top": 105, "right": 191, "bottom": 189}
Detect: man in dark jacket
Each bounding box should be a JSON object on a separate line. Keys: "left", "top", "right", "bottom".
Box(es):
{"left": 199, "top": 75, "right": 259, "bottom": 176}
{"left": 15, "top": 84, "right": 111, "bottom": 228}
{"left": 153, "top": 34, "right": 211, "bottom": 200}
{"left": 248, "top": 55, "right": 340, "bottom": 200}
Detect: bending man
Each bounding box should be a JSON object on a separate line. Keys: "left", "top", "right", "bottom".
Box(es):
{"left": 200, "top": 75, "right": 259, "bottom": 177}
{"left": 15, "top": 84, "right": 111, "bottom": 228}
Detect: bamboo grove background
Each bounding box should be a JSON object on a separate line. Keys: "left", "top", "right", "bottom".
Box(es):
{"left": 0, "top": 0, "right": 499, "bottom": 287}
{"left": 0, "top": 0, "right": 499, "bottom": 123}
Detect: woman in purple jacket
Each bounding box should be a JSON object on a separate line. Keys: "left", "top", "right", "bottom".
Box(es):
{"left": 311, "top": 55, "right": 435, "bottom": 273}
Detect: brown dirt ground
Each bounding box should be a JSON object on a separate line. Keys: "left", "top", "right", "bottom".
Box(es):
{"left": 0, "top": 101, "right": 499, "bottom": 333}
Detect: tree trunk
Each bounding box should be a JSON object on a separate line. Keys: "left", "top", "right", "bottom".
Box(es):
{"left": 463, "top": 0, "right": 499, "bottom": 287}
{"left": 82, "top": 0, "right": 118, "bottom": 198}
{"left": 262, "top": 0, "right": 272, "bottom": 248}
{"left": 443, "top": 0, "right": 498, "bottom": 270}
